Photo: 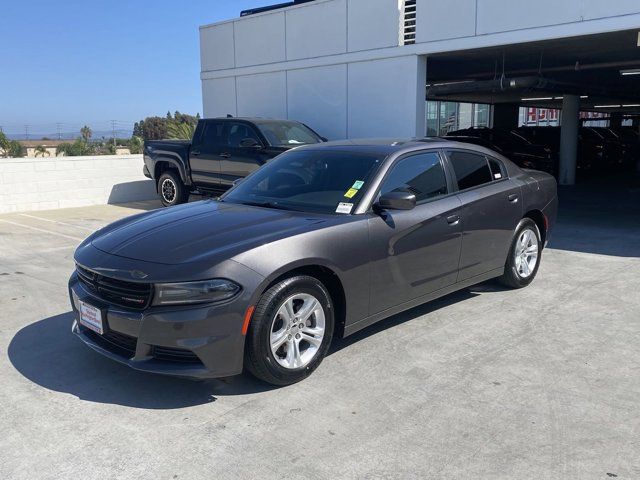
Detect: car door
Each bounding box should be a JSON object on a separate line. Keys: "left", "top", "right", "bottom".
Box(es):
{"left": 445, "top": 149, "right": 523, "bottom": 281}
{"left": 367, "top": 150, "right": 463, "bottom": 314}
{"left": 189, "top": 120, "right": 226, "bottom": 189}
{"left": 218, "top": 122, "right": 271, "bottom": 190}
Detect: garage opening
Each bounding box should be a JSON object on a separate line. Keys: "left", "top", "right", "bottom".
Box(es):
{"left": 424, "top": 29, "right": 640, "bottom": 256}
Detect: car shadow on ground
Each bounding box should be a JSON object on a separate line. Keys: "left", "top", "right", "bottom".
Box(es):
{"left": 7, "top": 312, "right": 276, "bottom": 410}
{"left": 329, "top": 288, "right": 478, "bottom": 354}
{"left": 9, "top": 286, "right": 487, "bottom": 409}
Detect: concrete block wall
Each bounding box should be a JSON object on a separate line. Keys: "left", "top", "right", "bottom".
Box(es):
{"left": 0, "top": 155, "right": 156, "bottom": 214}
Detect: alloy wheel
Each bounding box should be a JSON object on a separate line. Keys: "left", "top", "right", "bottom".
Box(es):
{"left": 270, "top": 293, "right": 326, "bottom": 369}
{"left": 514, "top": 228, "right": 539, "bottom": 278}
{"left": 161, "top": 178, "right": 176, "bottom": 203}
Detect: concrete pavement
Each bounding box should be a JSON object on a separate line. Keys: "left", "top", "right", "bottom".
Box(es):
{"left": 1, "top": 192, "right": 639, "bottom": 479}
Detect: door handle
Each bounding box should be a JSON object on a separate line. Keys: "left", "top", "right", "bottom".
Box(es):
{"left": 191, "top": 150, "right": 200, "bottom": 156}
{"left": 508, "top": 194, "right": 519, "bottom": 203}
{"left": 446, "top": 214, "right": 460, "bottom": 225}
{"left": 219, "top": 152, "right": 231, "bottom": 158}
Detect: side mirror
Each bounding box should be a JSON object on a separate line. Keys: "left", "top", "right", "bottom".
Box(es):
{"left": 376, "top": 190, "right": 416, "bottom": 211}
{"left": 320, "top": 136, "right": 328, "bottom": 142}
{"left": 240, "top": 138, "right": 263, "bottom": 149}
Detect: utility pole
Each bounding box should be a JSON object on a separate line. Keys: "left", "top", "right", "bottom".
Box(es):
{"left": 56, "top": 123, "right": 62, "bottom": 140}
{"left": 111, "top": 120, "right": 117, "bottom": 147}
{"left": 24, "top": 125, "right": 30, "bottom": 140}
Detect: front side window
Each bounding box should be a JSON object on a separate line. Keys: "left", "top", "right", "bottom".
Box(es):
{"left": 227, "top": 123, "right": 261, "bottom": 148}
{"left": 255, "top": 121, "right": 321, "bottom": 147}
{"left": 222, "top": 149, "right": 384, "bottom": 214}
{"left": 380, "top": 152, "right": 447, "bottom": 203}
{"left": 447, "top": 150, "right": 493, "bottom": 190}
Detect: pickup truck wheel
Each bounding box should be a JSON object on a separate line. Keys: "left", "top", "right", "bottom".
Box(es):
{"left": 158, "top": 171, "right": 188, "bottom": 207}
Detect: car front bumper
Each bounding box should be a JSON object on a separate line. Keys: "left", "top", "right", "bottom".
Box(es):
{"left": 68, "top": 272, "right": 251, "bottom": 379}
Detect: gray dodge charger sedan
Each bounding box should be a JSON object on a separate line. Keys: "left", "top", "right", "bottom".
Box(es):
{"left": 69, "top": 138, "right": 558, "bottom": 385}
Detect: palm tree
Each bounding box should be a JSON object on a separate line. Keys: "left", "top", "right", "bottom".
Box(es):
{"left": 80, "top": 125, "right": 92, "bottom": 143}
{"left": 34, "top": 145, "right": 50, "bottom": 157}
{"left": 166, "top": 121, "right": 196, "bottom": 140}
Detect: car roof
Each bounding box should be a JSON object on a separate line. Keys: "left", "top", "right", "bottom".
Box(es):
{"left": 207, "top": 117, "right": 304, "bottom": 124}
{"left": 294, "top": 137, "right": 483, "bottom": 155}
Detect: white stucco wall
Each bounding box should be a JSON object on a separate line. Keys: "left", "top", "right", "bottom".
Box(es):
{"left": 287, "top": 64, "right": 348, "bottom": 140}
{"left": 0, "top": 155, "right": 156, "bottom": 214}
{"left": 200, "top": 0, "right": 640, "bottom": 139}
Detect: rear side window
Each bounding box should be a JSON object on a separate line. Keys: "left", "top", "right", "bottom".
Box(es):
{"left": 380, "top": 152, "right": 447, "bottom": 203}
{"left": 200, "top": 121, "right": 225, "bottom": 147}
{"left": 447, "top": 151, "right": 492, "bottom": 190}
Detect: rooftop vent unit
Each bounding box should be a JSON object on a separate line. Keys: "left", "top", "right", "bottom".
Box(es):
{"left": 401, "top": 0, "right": 417, "bottom": 45}
{"left": 241, "top": 0, "right": 316, "bottom": 17}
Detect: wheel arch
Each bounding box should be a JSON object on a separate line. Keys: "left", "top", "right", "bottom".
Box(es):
{"left": 153, "top": 157, "right": 189, "bottom": 186}
{"left": 254, "top": 263, "right": 347, "bottom": 339}
{"left": 523, "top": 209, "right": 547, "bottom": 246}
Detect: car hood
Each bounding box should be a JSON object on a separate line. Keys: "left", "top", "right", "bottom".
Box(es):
{"left": 90, "top": 200, "right": 333, "bottom": 265}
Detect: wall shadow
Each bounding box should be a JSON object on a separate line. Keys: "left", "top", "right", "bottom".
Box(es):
{"left": 7, "top": 312, "right": 276, "bottom": 410}
{"left": 107, "top": 180, "right": 157, "bottom": 204}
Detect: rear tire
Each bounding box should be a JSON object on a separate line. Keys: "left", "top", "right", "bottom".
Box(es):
{"left": 499, "top": 218, "right": 542, "bottom": 289}
{"left": 245, "top": 276, "right": 334, "bottom": 386}
{"left": 158, "top": 170, "right": 189, "bottom": 207}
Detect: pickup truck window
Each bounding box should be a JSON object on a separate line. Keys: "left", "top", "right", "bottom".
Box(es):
{"left": 227, "top": 123, "right": 262, "bottom": 147}
{"left": 199, "top": 121, "right": 225, "bottom": 148}
{"left": 254, "top": 121, "right": 320, "bottom": 147}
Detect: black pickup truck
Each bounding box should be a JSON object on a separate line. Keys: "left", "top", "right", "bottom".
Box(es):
{"left": 143, "top": 117, "right": 325, "bottom": 206}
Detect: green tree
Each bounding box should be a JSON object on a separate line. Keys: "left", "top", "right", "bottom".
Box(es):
{"left": 80, "top": 125, "right": 92, "bottom": 142}
{"left": 0, "top": 132, "right": 23, "bottom": 158}
{"left": 56, "top": 139, "right": 95, "bottom": 157}
{"left": 128, "top": 136, "right": 144, "bottom": 154}
{"left": 166, "top": 121, "right": 196, "bottom": 140}
{"left": 34, "top": 145, "right": 50, "bottom": 157}
{"left": 132, "top": 121, "right": 143, "bottom": 138}
{"left": 133, "top": 112, "right": 200, "bottom": 141}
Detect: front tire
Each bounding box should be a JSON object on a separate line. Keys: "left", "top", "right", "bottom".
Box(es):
{"left": 499, "top": 218, "right": 542, "bottom": 289}
{"left": 245, "top": 276, "right": 335, "bottom": 386}
{"left": 158, "top": 170, "right": 189, "bottom": 207}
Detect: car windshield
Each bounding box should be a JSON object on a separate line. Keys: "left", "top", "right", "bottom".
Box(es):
{"left": 222, "top": 149, "right": 385, "bottom": 214}
{"left": 255, "top": 121, "right": 321, "bottom": 146}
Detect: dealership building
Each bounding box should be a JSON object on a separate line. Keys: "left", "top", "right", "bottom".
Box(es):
{"left": 199, "top": 0, "right": 640, "bottom": 184}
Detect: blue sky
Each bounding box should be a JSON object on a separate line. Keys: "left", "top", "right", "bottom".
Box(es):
{"left": 0, "top": 0, "right": 269, "bottom": 138}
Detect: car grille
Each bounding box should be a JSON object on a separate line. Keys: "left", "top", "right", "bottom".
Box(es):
{"left": 83, "top": 328, "right": 138, "bottom": 358}
{"left": 151, "top": 345, "right": 202, "bottom": 364}
{"left": 76, "top": 265, "right": 152, "bottom": 310}
{"left": 82, "top": 328, "right": 202, "bottom": 365}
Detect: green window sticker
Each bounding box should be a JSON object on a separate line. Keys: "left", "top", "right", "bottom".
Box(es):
{"left": 352, "top": 180, "right": 365, "bottom": 190}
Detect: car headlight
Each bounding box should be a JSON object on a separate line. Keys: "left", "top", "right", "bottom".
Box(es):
{"left": 153, "top": 279, "right": 241, "bottom": 306}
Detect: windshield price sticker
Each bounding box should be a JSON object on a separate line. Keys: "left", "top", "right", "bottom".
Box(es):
{"left": 336, "top": 202, "right": 354, "bottom": 214}
{"left": 352, "top": 180, "right": 365, "bottom": 190}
